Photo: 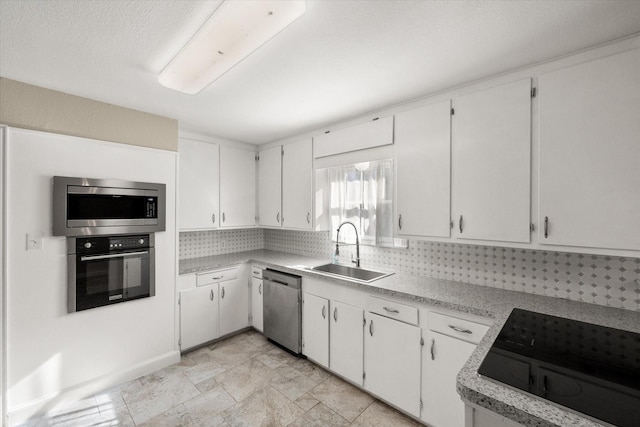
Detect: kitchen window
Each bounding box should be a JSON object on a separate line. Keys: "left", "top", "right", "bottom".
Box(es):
{"left": 326, "top": 158, "right": 394, "bottom": 247}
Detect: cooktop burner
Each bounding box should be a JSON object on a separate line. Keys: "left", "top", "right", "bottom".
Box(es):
{"left": 478, "top": 308, "right": 640, "bottom": 427}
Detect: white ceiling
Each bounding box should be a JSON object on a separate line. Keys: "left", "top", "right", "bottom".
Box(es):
{"left": 1, "top": 0, "right": 640, "bottom": 145}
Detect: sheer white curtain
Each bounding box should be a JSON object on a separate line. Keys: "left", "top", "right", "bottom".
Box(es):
{"left": 327, "top": 159, "right": 394, "bottom": 247}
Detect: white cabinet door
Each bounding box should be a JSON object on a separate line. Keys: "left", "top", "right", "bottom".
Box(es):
{"left": 220, "top": 146, "right": 256, "bottom": 227}
{"left": 422, "top": 331, "right": 475, "bottom": 427}
{"left": 219, "top": 278, "right": 249, "bottom": 337}
{"left": 302, "top": 292, "right": 329, "bottom": 367}
{"left": 178, "top": 139, "right": 219, "bottom": 230}
{"left": 452, "top": 79, "right": 531, "bottom": 243}
{"left": 258, "top": 145, "right": 282, "bottom": 227}
{"left": 251, "top": 276, "right": 264, "bottom": 332}
{"left": 330, "top": 300, "right": 364, "bottom": 386}
{"left": 180, "top": 284, "right": 219, "bottom": 350}
{"left": 364, "top": 312, "right": 421, "bottom": 417}
{"left": 538, "top": 49, "right": 640, "bottom": 251}
{"left": 282, "top": 138, "right": 313, "bottom": 230}
{"left": 396, "top": 101, "right": 451, "bottom": 238}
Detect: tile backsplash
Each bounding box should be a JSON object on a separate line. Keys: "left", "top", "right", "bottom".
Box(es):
{"left": 180, "top": 229, "right": 640, "bottom": 311}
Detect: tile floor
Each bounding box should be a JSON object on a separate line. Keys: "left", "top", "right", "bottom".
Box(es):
{"left": 19, "top": 330, "right": 421, "bottom": 426}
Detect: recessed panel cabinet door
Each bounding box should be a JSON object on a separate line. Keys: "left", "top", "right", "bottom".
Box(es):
{"left": 178, "top": 139, "right": 219, "bottom": 230}
{"left": 220, "top": 146, "right": 256, "bottom": 227}
{"left": 396, "top": 101, "right": 451, "bottom": 237}
{"left": 180, "top": 284, "right": 219, "bottom": 350}
{"left": 302, "top": 292, "right": 329, "bottom": 367}
{"left": 422, "top": 331, "right": 476, "bottom": 427}
{"left": 452, "top": 79, "right": 532, "bottom": 243}
{"left": 330, "top": 300, "right": 364, "bottom": 386}
{"left": 364, "top": 312, "right": 421, "bottom": 417}
{"left": 219, "top": 278, "right": 249, "bottom": 337}
{"left": 258, "top": 145, "right": 282, "bottom": 227}
{"left": 538, "top": 49, "right": 640, "bottom": 251}
{"left": 282, "top": 139, "right": 313, "bottom": 230}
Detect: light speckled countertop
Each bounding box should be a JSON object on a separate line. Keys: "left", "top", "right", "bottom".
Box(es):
{"left": 180, "top": 249, "right": 640, "bottom": 427}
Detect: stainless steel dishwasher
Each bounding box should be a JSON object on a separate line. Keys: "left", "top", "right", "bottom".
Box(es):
{"left": 263, "top": 269, "right": 302, "bottom": 354}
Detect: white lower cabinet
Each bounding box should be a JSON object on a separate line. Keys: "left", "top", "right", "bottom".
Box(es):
{"left": 422, "top": 311, "right": 490, "bottom": 427}
{"left": 179, "top": 266, "right": 249, "bottom": 351}
{"left": 179, "top": 284, "right": 219, "bottom": 351}
{"left": 329, "top": 300, "right": 364, "bottom": 386}
{"left": 251, "top": 276, "right": 263, "bottom": 332}
{"left": 302, "top": 292, "right": 329, "bottom": 367}
{"left": 465, "top": 404, "right": 525, "bottom": 427}
{"left": 219, "top": 278, "right": 249, "bottom": 337}
{"left": 364, "top": 312, "right": 422, "bottom": 418}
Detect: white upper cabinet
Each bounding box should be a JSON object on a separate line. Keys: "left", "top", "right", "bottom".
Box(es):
{"left": 219, "top": 145, "right": 256, "bottom": 227}
{"left": 258, "top": 145, "right": 282, "bottom": 227}
{"left": 395, "top": 101, "right": 451, "bottom": 238}
{"left": 178, "top": 138, "right": 219, "bottom": 230}
{"left": 538, "top": 49, "right": 640, "bottom": 251}
{"left": 313, "top": 116, "right": 394, "bottom": 158}
{"left": 282, "top": 138, "right": 313, "bottom": 229}
{"left": 452, "top": 79, "right": 532, "bottom": 243}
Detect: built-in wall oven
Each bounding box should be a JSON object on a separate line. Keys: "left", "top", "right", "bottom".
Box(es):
{"left": 67, "top": 234, "right": 154, "bottom": 312}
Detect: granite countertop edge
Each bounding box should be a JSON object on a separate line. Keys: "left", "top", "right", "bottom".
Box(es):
{"left": 179, "top": 249, "right": 640, "bottom": 427}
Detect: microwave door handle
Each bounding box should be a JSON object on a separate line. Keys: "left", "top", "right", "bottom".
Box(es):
{"left": 80, "top": 251, "right": 148, "bottom": 261}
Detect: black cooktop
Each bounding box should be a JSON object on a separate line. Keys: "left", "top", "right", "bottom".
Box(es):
{"left": 478, "top": 308, "right": 640, "bottom": 427}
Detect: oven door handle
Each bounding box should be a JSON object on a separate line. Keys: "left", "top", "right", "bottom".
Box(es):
{"left": 80, "top": 251, "right": 148, "bottom": 261}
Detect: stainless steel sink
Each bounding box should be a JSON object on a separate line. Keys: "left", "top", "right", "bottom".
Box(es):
{"left": 311, "top": 263, "right": 393, "bottom": 283}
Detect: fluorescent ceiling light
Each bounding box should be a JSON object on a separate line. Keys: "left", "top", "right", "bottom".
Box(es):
{"left": 158, "top": 0, "right": 306, "bottom": 95}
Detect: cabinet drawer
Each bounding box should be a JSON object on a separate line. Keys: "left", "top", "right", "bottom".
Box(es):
{"left": 196, "top": 267, "right": 238, "bottom": 287}
{"left": 428, "top": 311, "right": 489, "bottom": 345}
{"left": 251, "top": 266, "right": 263, "bottom": 278}
{"left": 367, "top": 296, "right": 418, "bottom": 325}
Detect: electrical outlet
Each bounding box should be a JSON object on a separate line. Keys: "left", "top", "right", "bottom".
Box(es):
{"left": 27, "top": 232, "right": 44, "bottom": 250}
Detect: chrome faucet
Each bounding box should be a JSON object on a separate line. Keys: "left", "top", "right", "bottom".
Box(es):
{"left": 335, "top": 221, "right": 360, "bottom": 267}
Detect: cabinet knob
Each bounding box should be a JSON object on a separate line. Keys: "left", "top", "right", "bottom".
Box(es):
{"left": 221, "top": 286, "right": 225, "bottom": 299}
{"left": 307, "top": 212, "right": 310, "bottom": 224}
{"left": 430, "top": 338, "right": 435, "bottom": 360}
{"left": 277, "top": 212, "right": 280, "bottom": 224}
{"left": 321, "top": 305, "right": 326, "bottom": 319}
{"left": 212, "top": 213, "right": 216, "bottom": 224}
{"left": 210, "top": 289, "right": 214, "bottom": 301}
{"left": 369, "top": 320, "right": 374, "bottom": 336}
{"left": 398, "top": 214, "right": 402, "bottom": 230}
{"left": 222, "top": 212, "right": 226, "bottom": 223}
{"left": 459, "top": 215, "right": 463, "bottom": 234}
{"left": 258, "top": 283, "right": 262, "bottom": 294}
{"left": 333, "top": 307, "right": 338, "bottom": 322}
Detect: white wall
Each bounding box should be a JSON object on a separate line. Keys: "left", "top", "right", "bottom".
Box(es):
{"left": 5, "top": 128, "right": 179, "bottom": 421}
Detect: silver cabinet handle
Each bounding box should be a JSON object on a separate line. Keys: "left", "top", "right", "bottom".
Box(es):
{"left": 333, "top": 307, "right": 338, "bottom": 322}
{"left": 258, "top": 283, "right": 262, "bottom": 294}
{"left": 277, "top": 212, "right": 280, "bottom": 223}
{"left": 369, "top": 320, "right": 374, "bottom": 336}
{"left": 307, "top": 212, "right": 310, "bottom": 224}
{"left": 210, "top": 289, "right": 214, "bottom": 301}
{"left": 321, "top": 305, "right": 326, "bottom": 319}
{"left": 211, "top": 276, "right": 223, "bottom": 280}
{"left": 430, "top": 338, "right": 435, "bottom": 360}
{"left": 383, "top": 307, "right": 399, "bottom": 314}
{"left": 449, "top": 325, "right": 472, "bottom": 334}
{"left": 212, "top": 213, "right": 216, "bottom": 224}
{"left": 221, "top": 286, "right": 225, "bottom": 299}
{"left": 222, "top": 212, "right": 226, "bottom": 223}
{"left": 459, "top": 215, "right": 463, "bottom": 233}
{"left": 544, "top": 216, "right": 549, "bottom": 238}
{"left": 398, "top": 214, "right": 402, "bottom": 230}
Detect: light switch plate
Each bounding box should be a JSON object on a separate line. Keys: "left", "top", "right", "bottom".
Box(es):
{"left": 27, "top": 232, "right": 44, "bottom": 250}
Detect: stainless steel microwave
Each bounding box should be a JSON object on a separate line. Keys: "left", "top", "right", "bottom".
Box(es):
{"left": 53, "top": 176, "right": 166, "bottom": 236}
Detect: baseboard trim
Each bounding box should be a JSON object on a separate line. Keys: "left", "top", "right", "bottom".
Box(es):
{"left": 7, "top": 349, "right": 180, "bottom": 426}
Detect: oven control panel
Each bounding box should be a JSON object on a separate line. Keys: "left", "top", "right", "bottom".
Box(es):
{"left": 73, "top": 234, "right": 152, "bottom": 254}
